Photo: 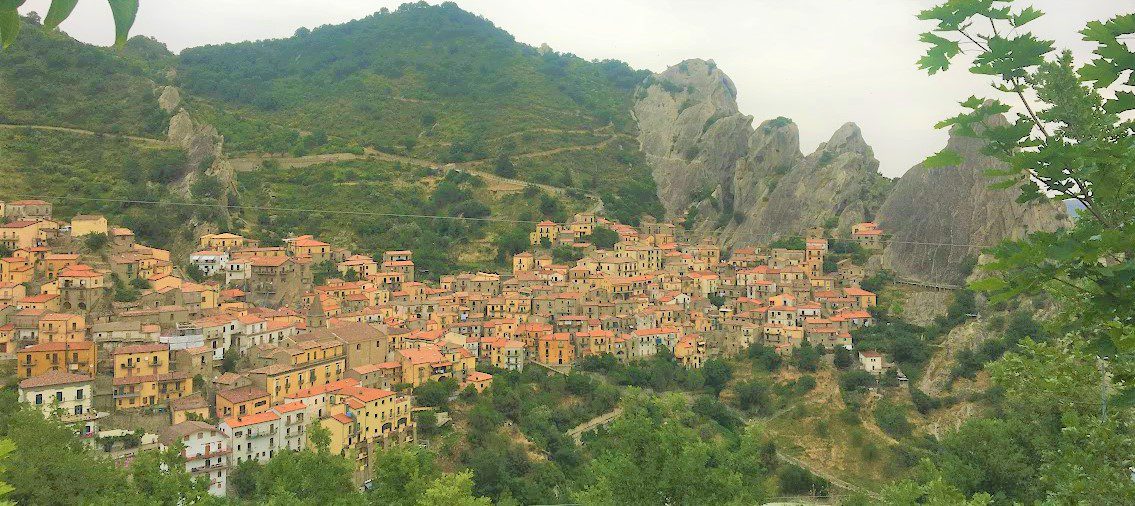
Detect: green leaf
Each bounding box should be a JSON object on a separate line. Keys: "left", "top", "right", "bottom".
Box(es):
{"left": 0, "top": 8, "right": 18, "bottom": 49}
{"left": 43, "top": 0, "right": 79, "bottom": 30}
{"left": 922, "top": 149, "right": 963, "bottom": 169}
{"left": 0, "top": 0, "right": 25, "bottom": 9}
{"left": 107, "top": 0, "right": 138, "bottom": 49}
{"left": 1103, "top": 91, "right": 1135, "bottom": 115}
{"left": 1010, "top": 7, "right": 1043, "bottom": 27}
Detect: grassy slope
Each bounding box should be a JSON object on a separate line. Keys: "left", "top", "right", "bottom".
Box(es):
{"left": 0, "top": 18, "right": 172, "bottom": 137}
{"left": 0, "top": 128, "right": 200, "bottom": 250}
{"left": 177, "top": 2, "right": 663, "bottom": 223}
{"left": 235, "top": 158, "right": 589, "bottom": 276}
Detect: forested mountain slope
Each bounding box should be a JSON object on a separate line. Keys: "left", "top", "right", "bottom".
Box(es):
{"left": 0, "top": 19, "right": 171, "bottom": 137}
{"left": 176, "top": 1, "right": 663, "bottom": 224}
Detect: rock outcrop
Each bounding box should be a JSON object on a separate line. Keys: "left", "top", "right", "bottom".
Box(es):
{"left": 723, "top": 122, "right": 890, "bottom": 245}
{"left": 158, "top": 85, "right": 181, "bottom": 113}
{"left": 633, "top": 60, "right": 1067, "bottom": 284}
{"left": 633, "top": 60, "right": 890, "bottom": 246}
{"left": 877, "top": 120, "right": 1067, "bottom": 285}
{"left": 632, "top": 59, "right": 751, "bottom": 214}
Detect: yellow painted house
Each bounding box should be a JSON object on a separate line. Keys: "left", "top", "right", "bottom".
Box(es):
{"left": 111, "top": 342, "right": 192, "bottom": 410}
{"left": 248, "top": 340, "right": 347, "bottom": 403}
{"left": 70, "top": 215, "right": 108, "bottom": 236}
{"left": 37, "top": 313, "right": 86, "bottom": 343}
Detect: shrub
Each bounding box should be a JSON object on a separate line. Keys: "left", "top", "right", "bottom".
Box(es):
{"left": 777, "top": 464, "right": 829, "bottom": 496}
{"left": 873, "top": 400, "right": 912, "bottom": 438}
{"left": 839, "top": 370, "right": 876, "bottom": 393}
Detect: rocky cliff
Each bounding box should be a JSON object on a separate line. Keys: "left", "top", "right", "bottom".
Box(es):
{"left": 633, "top": 59, "right": 751, "bottom": 214}
{"left": 876, "top": 121, "right": 1067, "bottom": 285}
{"left": 634, "top": 61, "right": 1064, "bottom": 284}
{"left": 633, "top": 59, "right": 890, "bottom": 246}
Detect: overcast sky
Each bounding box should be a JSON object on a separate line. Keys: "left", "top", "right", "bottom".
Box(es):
{"left": 22, "top": 0, "right": 1131, "bottom": 177}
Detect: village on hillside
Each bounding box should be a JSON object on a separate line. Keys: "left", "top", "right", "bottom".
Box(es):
{"left": 0, "top": 198, "right": 892, "bottom": 495}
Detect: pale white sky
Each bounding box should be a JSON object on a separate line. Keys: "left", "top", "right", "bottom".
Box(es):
{"left": 21, "top": 0, "right": 1132, "bottom": 177}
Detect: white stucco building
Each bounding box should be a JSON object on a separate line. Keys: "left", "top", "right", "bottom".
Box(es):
{"left": 18, "top": 370, "right": 104, "bottom": 437}
{"left": 159, "top": 420, "right": 230, "bottom": 497}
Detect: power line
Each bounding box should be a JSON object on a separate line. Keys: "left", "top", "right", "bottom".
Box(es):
{"left": 9, "top": 193, "right": 1007, "bottom": 249}
{"left": 6, "top": 194, "right": 543, "bottom": 224}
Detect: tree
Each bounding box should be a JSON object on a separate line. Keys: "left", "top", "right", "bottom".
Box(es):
{"left": 777, "top": 464, "right": 829, "bottom": 496}
{"left": 791, "top": 341, "right": 821, "bottom": 372}
{"left": 254, "top": 449, "right": 357, "bottom": 503}
{"left": 746, "top": 343, "right": 782, "bottom": 372}
{"left": 230, "top": 459, "right": 262, "bottom": 499}
{"left": 419, "top": 471, "right": 492, "bottom": 506}
{"left": 190, "top": 173, "right": 223, "bottom": 199}
{"left": 732, "top": 379, "right": 772, "bottom": 415}
{"left": 918, "top": 2, "right": 1135, "bottom": 395}
{"left": 220, "top": 347, "right": 239, "bottom": 373}
{"left": 414, "top": 380, "right": 456, "bottom": 409}
{"left": 839, "top": 370, "right": 875, "bottom": 393}
{"left": 4, "top": 408, "right": 134, "bottom": 505}
{"left": 586, "top": 227, "right": 619, "bottom": 249}
{"left": 128, "top": 444, "right": 218, "bottom": 505}
{"left": 706, "top": 293, "right": 725, "bottom": 308}
{"left": 492, "top": 153, "right": 516, "bottom": 178}
{"left": 702, "top": 359, "right": 731, "bottom": 395}
{"left": 308, "top": 420, "right": 331, "bottom": 453}
{"left": 417, "top": 410, "right": 438, "bottom": 436}
{"left": 577, "top": 395, "right": 766, "bottom": 505}
{"left": 83, "top": 232, "right": 109, "bottom": 251}
{"left": 369, "top": 445, "right": 442, "bottom": 505}
{"left": 833, "top": 346, "right": 853, "bottom": 369}
{"left": 872, "top": 400, "right": 912, "bottom": 438}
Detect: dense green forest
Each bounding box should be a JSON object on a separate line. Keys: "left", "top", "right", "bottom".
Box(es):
{"left": 0, "top": 16, "right": 171, "bottom": 137}
{"left": 178, "top": 2, "right": 646, "bottom": 155}
{"left": 177, "top": 1, "right": 664, "bottom": 224}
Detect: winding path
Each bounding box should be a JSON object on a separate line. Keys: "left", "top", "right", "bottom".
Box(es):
{"left": 0, "top": 123, "right": 171, "bottom": 146}
{"left": 567, "top": 407, "right": 623, "bottom": 444}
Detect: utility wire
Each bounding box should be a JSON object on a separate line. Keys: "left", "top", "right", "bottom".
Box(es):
{"left": 7, "top": 194, "right": 543, "bottom": 224}
{"left": 9, "top": 193, "right": 1007, "bottom": 248}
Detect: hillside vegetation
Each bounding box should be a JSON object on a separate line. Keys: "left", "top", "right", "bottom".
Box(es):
{"left": 177, "top": 1, "right": 663, "bottom": 223}
{"left": 0, "top": 16, "right": 171, "bottom": 137}
{"left": 0, "top": 128, "right": 203, "bottom": 249}
{"left": 236, "top": 160, "right": 589, "bottom": 276}
{"left": 178, "top": 2, "right": 644, "bottom": 156}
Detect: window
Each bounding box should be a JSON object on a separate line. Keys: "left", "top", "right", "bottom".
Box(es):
{"left": 76, "top": 388, "right": 84, "bottom": 400}
{"left": 55, "top": 391, "right": 63, "bottom": 402}
{"left": 34, "top": 394, "right": 42, "bottom": 405}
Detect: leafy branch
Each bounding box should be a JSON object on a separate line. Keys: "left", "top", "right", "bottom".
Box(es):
{"left": 0, "top": 0, "right": 137, "bottom": 49}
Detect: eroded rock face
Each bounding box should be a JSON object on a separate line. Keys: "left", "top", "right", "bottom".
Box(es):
{"left": 724, "top": 122, "right": 890, "bottom": 245}
{"left": 633, "top": 60, "right": 1066, "bottom": 284}
{"left": 877, "top": 122, "right": 1067, "bottom": 285}
{"left": 168, "top": 109, "right": 222, "bottom": 171}
{"left": 158, "top": 86, "right": 181, "bottom": 113}
{"left": 634, "top": 60, "right": 890, "bottom": 246}
{"left": 633, "top": 59, "right": 751, "bottom": 215}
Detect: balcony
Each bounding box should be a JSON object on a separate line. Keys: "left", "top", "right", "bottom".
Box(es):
{"left": 113, "top": 392, "right": 139, "bottom": 399}
{"left": 185, "top": 449, "right": 229, "bottom": 460}
{"left": 247, "top": 427, "right": 277, "bottom": 439}
{"left": 189, "top": 461, "right": 228, "bottom": 474}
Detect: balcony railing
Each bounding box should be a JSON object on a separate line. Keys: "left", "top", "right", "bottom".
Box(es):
{"left": 189, "top": 461, "right": 228, "bottom": 474}
{"left": 247, "top": 427, "right": 277, "bottom": 438}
